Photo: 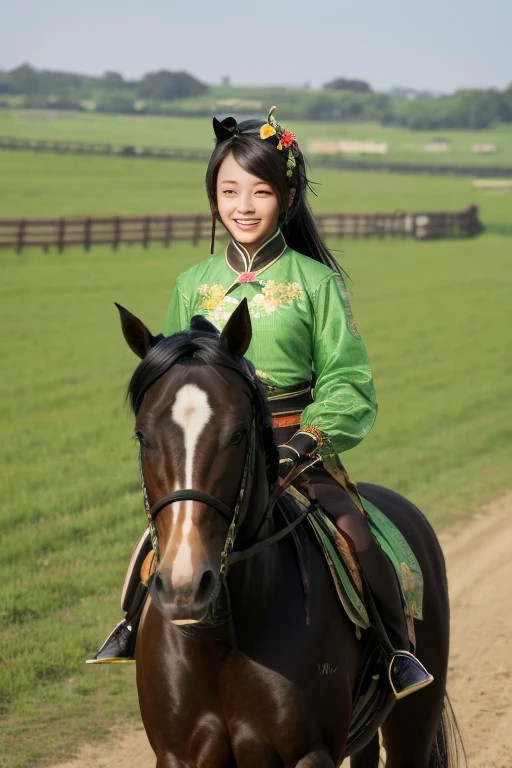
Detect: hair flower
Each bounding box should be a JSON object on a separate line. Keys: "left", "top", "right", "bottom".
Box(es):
{"left": 281, "top": 130, "right": 296, "bottom": 149}
{"left": 257, "top": 106, "right": 300, "bottom": 185}
{"left": 260, "top": 124, "right": 276, "bottom": 140}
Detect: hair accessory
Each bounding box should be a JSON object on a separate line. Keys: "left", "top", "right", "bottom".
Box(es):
{"left": 213, "top": 116, "right": 239, "bottom": 142}
{"left": 260, "top": 106, "right": 298, "bottom": 178}
{"left": 211, "top": 106, "right": 301, "bottom": 187}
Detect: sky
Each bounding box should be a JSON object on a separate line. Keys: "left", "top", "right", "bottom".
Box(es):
{"left": 2, "top": 0, "right": 511, "bottom": 93}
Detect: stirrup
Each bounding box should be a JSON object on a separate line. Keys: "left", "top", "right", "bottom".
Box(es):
{"left": 388, "top": 650, "right": 434, "bottom": 699}
{"left": 86, "top": 619, "right": 136, "bottom": 665}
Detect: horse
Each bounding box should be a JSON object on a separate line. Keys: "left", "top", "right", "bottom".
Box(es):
{"left": 116, "top": 298, "right": 464, "bottom": 768}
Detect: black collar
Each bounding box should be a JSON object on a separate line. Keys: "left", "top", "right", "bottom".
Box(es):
{"left": 226, "top": 230, "right": 287, "bottom": 275}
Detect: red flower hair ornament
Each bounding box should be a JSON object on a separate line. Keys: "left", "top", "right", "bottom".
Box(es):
{"left": 259, "top": 106, "right": 298, "bottom": 179}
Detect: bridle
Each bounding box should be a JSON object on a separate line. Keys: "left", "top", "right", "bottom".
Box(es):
{"left": 137, "top": 364, "right": 319, "bottom": 576}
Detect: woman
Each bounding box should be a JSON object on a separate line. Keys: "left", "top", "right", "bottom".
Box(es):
{"left": 90, "top": 107, "right": 432, "bottom": 699}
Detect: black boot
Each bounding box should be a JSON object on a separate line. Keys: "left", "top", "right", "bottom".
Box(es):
{"left": 86, "top": 583, "right": 147, "bottom": 664}
{"left": 388, "top": 651, "right": 434, "bottom": 699}
{"left": 357, "top": 549, "right": 434, "bottom": 700}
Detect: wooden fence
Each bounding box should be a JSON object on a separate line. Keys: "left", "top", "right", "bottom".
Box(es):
{"left": 2, "top": 135, "right": 512, "bottom": 177}
{"left": 0, "top": 208, "right": 483, "bottom": 253}
{"left": 0, "top": 136, "right": 212, "bottom": 161}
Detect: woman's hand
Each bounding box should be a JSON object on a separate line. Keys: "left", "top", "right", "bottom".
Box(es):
{"left": 277, "top": 430, "right": 320, "bottom": 479}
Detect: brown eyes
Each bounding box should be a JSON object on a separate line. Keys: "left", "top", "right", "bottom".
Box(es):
{"left": 220, "top": 189, "right": 272, "bottom": 196}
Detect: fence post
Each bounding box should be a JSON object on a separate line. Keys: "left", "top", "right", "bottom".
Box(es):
{"left": 57, "top": 218, "right": 66, "bottom": 253}
{"left": 142, "top": 216, "right": 150, "bottom": 249}
{"left": 16, "top": 219, "right": 26, "bottom": 254}
{"left": 113, "top": 217, "right": 121, "bottom": 250}
{"left": 84, "top": 217, "right": 92, "bottom": 251}
{"left": 164, "top": 215, "right": 173, "bottom": 247}
{"left": 192, "top": 215, "right": 201, "bottom": 246}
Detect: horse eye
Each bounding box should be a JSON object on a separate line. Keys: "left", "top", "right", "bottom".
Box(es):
{"left": 230, "top": 429, "right": 246, "bottom": 446}
{"left": 134, "top": 429, "right": 146, "bottom": 446}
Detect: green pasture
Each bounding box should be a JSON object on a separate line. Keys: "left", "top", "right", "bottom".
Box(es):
{"left": 2, "top": 109, "right": 512, "bottom": 166}
{"left": 1, "top": 147, "right": 512, "bottom": 767}
{"left": 1, "top": 152, "right": 511, "bottom": 237}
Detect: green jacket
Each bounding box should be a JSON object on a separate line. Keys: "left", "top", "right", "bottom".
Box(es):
{"left": 164, "top": 230, "right": 377, "bottom": 456}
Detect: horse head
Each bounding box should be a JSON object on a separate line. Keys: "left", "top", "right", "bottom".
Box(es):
{"left": 116, "top": 300, "right": 276, "bottom": 624}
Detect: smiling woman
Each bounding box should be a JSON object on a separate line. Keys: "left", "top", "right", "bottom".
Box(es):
{"left": 204, "top": 107, "right": 339, "bottom": 271}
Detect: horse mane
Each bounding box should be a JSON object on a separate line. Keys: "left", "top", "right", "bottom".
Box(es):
{"left": 128, "top": 329, "right": 278, "bottom": 483}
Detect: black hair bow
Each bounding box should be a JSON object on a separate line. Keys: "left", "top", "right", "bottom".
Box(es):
{"left": 212, "top": 116, "right": 239, "bottom": 142}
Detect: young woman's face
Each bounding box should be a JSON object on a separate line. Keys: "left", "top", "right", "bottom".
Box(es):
{"left": 216, "top": 152, "right": 285, "bottom": 255}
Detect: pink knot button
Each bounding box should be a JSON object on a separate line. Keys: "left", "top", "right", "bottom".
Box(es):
{"left": 237, "top": 272, "right": 257, "bottom": 283}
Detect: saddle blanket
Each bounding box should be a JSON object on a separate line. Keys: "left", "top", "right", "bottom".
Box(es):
{"left": 307, "top": 496, "right": 423, "bottom": 645}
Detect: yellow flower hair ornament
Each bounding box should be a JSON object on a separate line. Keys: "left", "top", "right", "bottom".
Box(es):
{"left": 259, "top": 106, "right": 299, "bottom": 181}
{"left": 260, "top": 123, "right": 277, "bottom": 140}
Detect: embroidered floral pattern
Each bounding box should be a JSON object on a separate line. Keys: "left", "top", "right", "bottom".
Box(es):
{"left": 198, "top": 283, "right": 227, "bottom": 310}
{"left": 254, "top": 369, "right": 274, "bottom": 383}
{"left": 196, "top": 280, "right": 303, "bottom": 327}
{"left": 209, "top": 297, "right": 238, "bottom": 326}
{"left": 250, "top": 280, "right": 302, "bottom": 318}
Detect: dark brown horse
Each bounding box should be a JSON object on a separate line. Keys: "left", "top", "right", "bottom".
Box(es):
{"left": 117, "top": 300, "right": 464, "bottom": 768}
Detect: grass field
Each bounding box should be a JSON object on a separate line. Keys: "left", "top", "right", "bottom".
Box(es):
{"left": 1, "top": 152, "right": 511, "bottom": 238}
{"left": 1, "top": 124, "right": 511, "bottom": 767}
{"left": 2, "top": 109, "right": 512, "bottom": 167}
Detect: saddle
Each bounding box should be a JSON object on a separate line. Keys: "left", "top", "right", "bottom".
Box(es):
{"left": 307, "top": 492, "right": 423, "bottom": 649}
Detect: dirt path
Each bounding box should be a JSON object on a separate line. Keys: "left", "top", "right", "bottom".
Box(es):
{"left": 54, "top": 492, "right": 512, "bottom": 768}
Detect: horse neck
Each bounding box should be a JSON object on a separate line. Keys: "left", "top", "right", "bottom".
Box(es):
{"left": 225, "top": 444, "right": 282, "bottom": 641}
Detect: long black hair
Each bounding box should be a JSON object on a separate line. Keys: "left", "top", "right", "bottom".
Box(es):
{"left": 205, "top": 115, "right": 344, "bottom": 277}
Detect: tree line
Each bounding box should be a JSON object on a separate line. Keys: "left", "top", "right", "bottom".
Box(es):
{"left": 0, "top": 65, "right": 208, "bottom": 101}
{"left": 1, "top": 65, "right": 511, "bottom": 131}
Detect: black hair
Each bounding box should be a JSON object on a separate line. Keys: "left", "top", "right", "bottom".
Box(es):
{"left": 205, "top": 117, "right": 344, "bottom": 277}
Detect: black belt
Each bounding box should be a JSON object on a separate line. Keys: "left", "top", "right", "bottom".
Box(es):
{"left": 259, "top": 379, "right": 314, "bottom": 427}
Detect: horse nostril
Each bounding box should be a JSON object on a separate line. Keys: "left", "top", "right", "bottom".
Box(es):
{"left": 196, "top": 570, "right": 216, "bottom": 605}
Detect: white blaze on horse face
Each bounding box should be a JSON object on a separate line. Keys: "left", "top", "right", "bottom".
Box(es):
{"left": 170, "top": 383, "right": 213, "bottom": 588}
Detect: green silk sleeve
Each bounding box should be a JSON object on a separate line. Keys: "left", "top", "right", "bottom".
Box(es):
{"left": 163, "top": 282, "right": 191, "bottom": 336}
{"left": 301, "top": 274, "right": 377, "bottom": 456}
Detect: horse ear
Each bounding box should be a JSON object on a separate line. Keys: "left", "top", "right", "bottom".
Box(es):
{"left": 190, "top": 315, "right": 219, "bottom": 335}
{"left": 115, "top": 303, "right": 160, "bottom": 359}
{"left": 220, "top": 299, "right": 252, "bottom": 357}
